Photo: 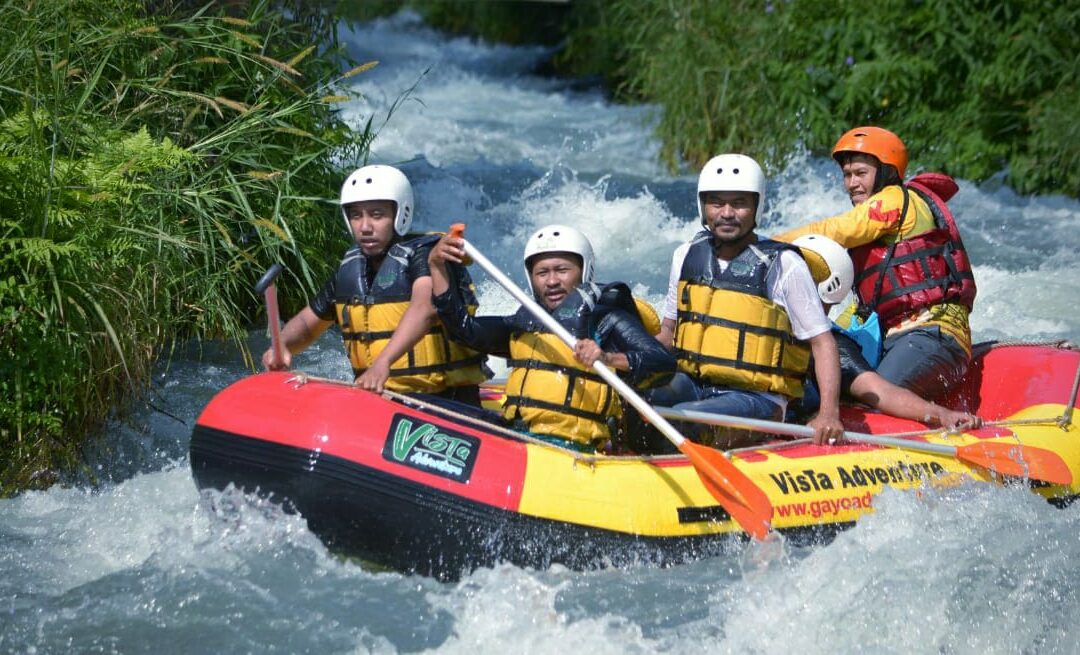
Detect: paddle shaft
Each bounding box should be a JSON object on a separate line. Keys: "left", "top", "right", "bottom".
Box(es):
{"left": 459, "top": 239, "right": 691, "bottom": 450}
{"left": 255, "top": 264, "right": 285, "bottom": 368}
{"left": 655, "top": 405, "right": 961, "bottom": 456}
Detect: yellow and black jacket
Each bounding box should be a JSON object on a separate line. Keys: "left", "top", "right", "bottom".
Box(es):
{"left": 310, "top": 234, "right": 487, "bottom": 394}
{"left": 674, "top": 233, "right": 811, "bottom": 398}
{"left": 433, "top": 280, "right": 675, "bottom": 448}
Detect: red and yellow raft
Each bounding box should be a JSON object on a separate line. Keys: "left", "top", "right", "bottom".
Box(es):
{"left": 190, "top": 342, "right": 1080, "bottom": 579}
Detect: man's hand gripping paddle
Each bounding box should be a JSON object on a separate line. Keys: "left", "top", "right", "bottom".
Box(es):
{"left": 255, "top": 264, "right": 286, "bottom": 369}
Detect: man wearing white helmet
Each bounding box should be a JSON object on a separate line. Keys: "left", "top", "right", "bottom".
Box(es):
{"left": 793, "top": 235, "right": 980, "bottom": 430}
{"left": 429, "top": 224, "right": 675, "bottom": 452}
{"left": 652, "top": 154, "right": 844, "bottom": 448}
{"left": 261, "top": 165, "right": 488, "bottom": 403}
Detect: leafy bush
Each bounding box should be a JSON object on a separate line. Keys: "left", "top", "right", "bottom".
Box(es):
{"left": 0, "top": 0, "right": 372, "bottom": 493}
{"left": 561, "top": 0, "right": 1080, "bottom": 195}
{"left": 406, "top": 0, "right": 1079, "bottom": 196}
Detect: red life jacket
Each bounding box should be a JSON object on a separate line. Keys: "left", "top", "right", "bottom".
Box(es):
{"left": 849, "top": 173, "right": 977, "bottom": 329}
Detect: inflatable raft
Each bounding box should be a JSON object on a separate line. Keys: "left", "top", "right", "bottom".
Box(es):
{"left": 190, "top": 342, "right": 1080, "bottom": 579}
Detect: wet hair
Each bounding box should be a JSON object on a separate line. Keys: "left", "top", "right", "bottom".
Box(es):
{"left": 873, "top": 164, "right": 903, "bottom": 193}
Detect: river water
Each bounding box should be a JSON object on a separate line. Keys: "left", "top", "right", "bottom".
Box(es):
{"left": 4, "top": 10, "right": 1080, "bottom": 654}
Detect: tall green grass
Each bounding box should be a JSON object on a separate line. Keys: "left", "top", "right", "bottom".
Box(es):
{"left": 0, "top": 0, "right": 372, "bottom": 493}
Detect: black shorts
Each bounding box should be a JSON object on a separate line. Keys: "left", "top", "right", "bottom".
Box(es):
{"left": 876, "top": 327, "right": 969, "bottom": 400}
{"left": 792, "top": 330, "right": 874, "bottom": 418}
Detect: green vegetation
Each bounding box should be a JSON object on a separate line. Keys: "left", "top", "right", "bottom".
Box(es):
{"left": 393, "top": 0, "right": 1080, "bottom": 197}
{"left": 570, "top": 0, "right": 1080, "bottom": 195}
{"left": 0, "top": 0, "right": 371, "bottom": 493}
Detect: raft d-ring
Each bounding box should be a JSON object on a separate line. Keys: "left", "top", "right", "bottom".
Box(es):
{"left": 286, "top": 373, "right": 309, "bottom": 388}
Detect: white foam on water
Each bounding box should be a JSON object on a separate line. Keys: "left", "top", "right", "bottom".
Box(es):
{"left": 422, "top": 564, "right": 662, "bottom": 655}
{"left": 491, "top": 172, "right": 697, "bottom": 303}
{"left": 696, "top": 484, "right": 1080, "bottom": 654}
{"left": 340, "top": 11, "right": 665, "bottom": 178}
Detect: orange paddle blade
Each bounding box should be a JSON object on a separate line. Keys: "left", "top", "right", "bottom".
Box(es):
{"left": 680, "top": 441, "right": 773, "bottom": 539}
{"left": 957, "top": 442, "right": 1073, "bottom": 485}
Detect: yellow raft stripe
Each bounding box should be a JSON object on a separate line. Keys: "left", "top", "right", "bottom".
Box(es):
{"left": 516, "top": 404, "right": 1080, "bottom": 537}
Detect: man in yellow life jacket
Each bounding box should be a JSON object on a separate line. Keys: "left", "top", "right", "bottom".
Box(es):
{"left": 791, "top": 234, "right": 981, "bottom": 432}
{"left": 775, "top": 127, "right": 977, "bottom": 400}
{"left": 261, "top": 165, "right": 488, "bottom": 404}
{"left": 428, "top": 224, "right": 676, "bottom": 453}
{"left": 651, "top": 154, "right": 844, "bottom": 449}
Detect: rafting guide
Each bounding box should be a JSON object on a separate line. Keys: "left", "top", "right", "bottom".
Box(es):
{"left": 776, "top": 127, "right": 977, "bottom": 402}
{"left": 788, "top": 234, "right": 981, "bottom": 431}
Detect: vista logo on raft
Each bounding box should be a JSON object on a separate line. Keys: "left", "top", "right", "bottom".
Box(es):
{"left": 382, "top": 414, "right": 480, "bottom": 483}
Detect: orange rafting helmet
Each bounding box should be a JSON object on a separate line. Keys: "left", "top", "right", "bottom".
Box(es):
{"left": 832, "top": 127, "right": 908, "bottom": 179}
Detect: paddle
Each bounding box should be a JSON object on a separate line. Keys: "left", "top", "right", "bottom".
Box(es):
{"left": 255, "top": 263, "right": 286, "bottom": 369}
{"left": 655, "top": 406, "right": 1073, "bottom": 486}
{"left": 447, "top": 224, "right": 774, "bottom": 538}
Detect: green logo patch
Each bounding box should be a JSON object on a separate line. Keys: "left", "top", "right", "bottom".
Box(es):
{"left": 382, "top": 414, "right": 480, "bottom": 482}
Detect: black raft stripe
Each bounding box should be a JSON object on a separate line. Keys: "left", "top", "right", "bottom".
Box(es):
{"left": 189, "top": 424, "right": 847, "bottom": 577}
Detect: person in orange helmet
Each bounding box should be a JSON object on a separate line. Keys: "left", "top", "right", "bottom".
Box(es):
{"left": 775, "top": 127, "right": 977, "bottom": 401}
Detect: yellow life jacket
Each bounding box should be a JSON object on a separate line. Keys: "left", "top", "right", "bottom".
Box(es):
{"left": 502, "top": 283, "right": 621, "bottom": 447}
{"left": 334, "top": 235, "right": 487, "bottom": 393}
{"left": 674, "top": 234, "right": 810, "bottom": 398}
{"left": 634, "top": 297, "right": 661, "bottom": 336}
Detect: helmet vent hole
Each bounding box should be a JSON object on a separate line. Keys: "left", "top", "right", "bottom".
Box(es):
{"left": 716, "top": 168, "right": 723, "bottom": 174}
{"left": 733, "top": 168, "right": 740, "bottom": 174}
{"left": 365, "top": 178, "right": 373, "bottom": 184}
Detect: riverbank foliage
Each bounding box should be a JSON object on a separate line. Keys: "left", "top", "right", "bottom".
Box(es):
{"left": 394, "top": 0, "right": 1079, "bottom": 197}
{"left": 0, "top": 0, "right": 370, "bottom": 493}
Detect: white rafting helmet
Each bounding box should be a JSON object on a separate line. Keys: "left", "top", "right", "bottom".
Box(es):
{"left": 697, "top": 153, "right": 767, "bottom": 226}
{"left": 339, "top": 165, "right": 414, "bottom": 237}
{"left": 522, "top": 224, "right": 595, "bottom": 296}
{"left": 792, "top": 234, "right": 854, "bottom": 304}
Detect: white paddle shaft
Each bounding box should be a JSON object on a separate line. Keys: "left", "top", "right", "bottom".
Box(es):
{"left": 461, "top": 239, "right": 690, "bottom": 449}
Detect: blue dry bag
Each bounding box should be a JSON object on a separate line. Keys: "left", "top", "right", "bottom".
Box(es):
{"left": 840, "top": 311, "right": 883, "bottom": 368}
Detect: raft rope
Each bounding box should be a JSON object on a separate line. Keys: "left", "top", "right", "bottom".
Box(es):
{"left": 728, "top": 439, "right": 813, "bottom": 454}
{"left": 283, "top": 373, "right": 683, "bottom": 466}
{"left": 283, "top": 338, "right": 1079, "bottom": 459}
{"left": 847, "top": 340, "right": 1080, "bottom": 441}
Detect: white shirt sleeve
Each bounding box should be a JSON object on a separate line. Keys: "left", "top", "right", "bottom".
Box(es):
{"left": 662, "top": 242, "right": 692, "bottom": 322}
{"left": 768, "top": 250, "right": 831, "bottom": 340}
